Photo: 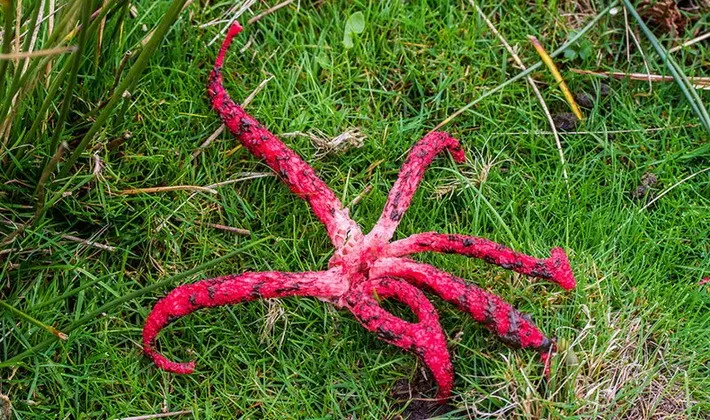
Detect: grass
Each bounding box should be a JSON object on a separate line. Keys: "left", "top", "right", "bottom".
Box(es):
{"left": 1, "top": 0, "right": 709, "bottom": 418}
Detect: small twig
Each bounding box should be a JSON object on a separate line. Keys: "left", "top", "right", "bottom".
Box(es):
{"left": 241, "top": 74, "right": 274, "bottom": 108}
{"left": 239, "top": 34, "right": 255, "bottom": 53}
{"left": 193, "top": 220, "right": 250, "bottom": 236}
{"left": 496, "top": 124, "right": 696, "bottom": 136}
{"left": 470, "top": 0, "right": 569, "bottom": 189}
{"left": 0, "top": 45, "right": 77, "bottom": 60}
{"left": 155, "top": 173, "right": 273, "bottom": 232}
{"left": 117, "top": 185, "right": 217, "bottom": 195}
{"left": 208, "top": 0, "right": 258, "bottom": 46}
{"left": 623, "top": 8, "right": 653, "bottom": 94}
{"left": 669, "top": 31, "right": 710, "bottom": 53}
{"left": 248, "top": 0, "right": 296, "bottom": 24}
{"left": 110, "top": 51, "right": 134, "bottom": 97}
{"left": 206, "top": 172, "right": 275, "bottom": 188}
{"left": 529, "top": 35, "right": 584, "bottom": 121}
{"left": 117, "top": 410, "right": 192, "bottom": 420}
{"left": 0, "top": 248, "right": 19, "bottom": 256}
{"left": 349, "top": 185, "right": 373, "bottom": 208}
{"left": 641, "top": 167, "right": 710, "bottom": 211}
{"left": 0, "top": 300, "right": 68, "bottom": 340}
{"left": 192, "top": 75, "right": 272, "bottom": 160}
{"left": 60, "top": 234, "right": 116, "bottom": 252}
{"left": 191, "top": 124, "right": 225, "bottom": 159}
{"left": 571, "top": 69, "right": 710, "bottom": 90}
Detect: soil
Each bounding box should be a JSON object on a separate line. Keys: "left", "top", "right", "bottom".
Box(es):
{"left": 389, "top": 368, "right": 457, "bottom": 420}
{"left": 631, "top": 172, "right": 659, "bottom": 202}
{"left": 552, "top": 112, "right": 579, "bottom": 132}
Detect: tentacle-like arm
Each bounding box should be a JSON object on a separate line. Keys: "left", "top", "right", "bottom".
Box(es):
{"left": 345, "top": 277, "right": 454, "bottom": 400}
{"left": 143, "top": 269, "right": 348, "bottom": 374}
{"left": 386, "top": 232, "right": 575, "bottom": 290}
{"left": 367, "top": 133, "right": 466, "bottom": 245}
{"left": 207, "top": 23, "right": 362, "bottom": 248}
{"left": 370, "top": 258, "right": 555, "bottom": 375}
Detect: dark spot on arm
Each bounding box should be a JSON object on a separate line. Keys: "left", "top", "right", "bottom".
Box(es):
{"left": 274, "top": 285, "right": 300, "bottom": 294}
{"left": 531, "top": 261, "right": 551, "bottom": 278}
{"left": 376, "top": 327, "right": 402, "bottom": 342}
{"left": 483, "top": 298, "right": 497, "bottom": 327}
{"left": 392, "top": 191, "right": 402, "bottom": 208}
{"left": 457, "top": 292, "right": 469, "bottom": 311}
{"left": 250, "top": 282, "right": 264, "bottom": 299}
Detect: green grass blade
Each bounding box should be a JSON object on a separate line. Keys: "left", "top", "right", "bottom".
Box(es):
{"left": 622, "top": 0, "right": 710, "bottom": 134}
{"left": 23, "top": 2, "right": 92, "bottom": 215}
{"left": 57, "top": 0, "right": 188, "bottom": 178}
{"left": 0, "top": 0, "right": 16, "bottom": 100}
{"left": 0, "top": 299, "right": 68, "bottom": 340}
{"left": 46, "top": 0, "right": 91, "bottom": 155}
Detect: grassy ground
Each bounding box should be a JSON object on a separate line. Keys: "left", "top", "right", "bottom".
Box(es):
{"left": 1, "top": 0, "right": 709, "bottom": 418}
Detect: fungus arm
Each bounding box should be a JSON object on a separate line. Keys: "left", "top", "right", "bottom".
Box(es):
{"left": 346, "top": 277, "right": 454, "bottom": 400}
{"left": 143, "top": 269, "right": 347, "bottom": 374}
{"left": 386, "top": 232, "right": 575, "bottom": 290}
{"left": 371, "top": 258, "right": 556, "bottom": 376}
{"left": 207, "top": 23, "right": 361, "bottom": 248}
{"left": 367, "top": 132, "right": 465, "bottom": 245}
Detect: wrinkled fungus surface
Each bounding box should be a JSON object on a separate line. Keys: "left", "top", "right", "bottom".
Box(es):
{"left": 143, "top": 23, "right": 576, "bottom": 400}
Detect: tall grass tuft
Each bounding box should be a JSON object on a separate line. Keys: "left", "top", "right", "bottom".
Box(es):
{"left": 0, "top": 0, "right": 188, "bottom": 249}
{"left": 622, "top": 0, "right": 710, "bottom": 134}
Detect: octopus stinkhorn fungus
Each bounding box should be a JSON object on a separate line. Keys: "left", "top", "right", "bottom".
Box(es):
{"left": 142, "top": 23, "right": 576, "bottom": 400}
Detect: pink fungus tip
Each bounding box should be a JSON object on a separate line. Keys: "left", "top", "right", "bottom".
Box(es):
{"left": 549, "top": 248, "right": 576, "bottom": 290}
{"left": 227, "top": 22, "right": 243, "bottom": 37}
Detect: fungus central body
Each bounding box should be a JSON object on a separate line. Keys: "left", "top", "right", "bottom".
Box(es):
{"left": 142, "top": 23, "right": 576, "bottom": 400}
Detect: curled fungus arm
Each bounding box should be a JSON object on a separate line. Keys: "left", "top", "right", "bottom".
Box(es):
{"left": 143, "top": 269, "right": 347, "bottom": 374}
{"left": 346, "top": 277, "right": 454, "bottom": 400}
{"left": 371, "top": 258, "right": 555, "bottom": 357}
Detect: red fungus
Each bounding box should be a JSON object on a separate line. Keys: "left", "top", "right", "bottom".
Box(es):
{"left": 142, "top": 22, "right": 576, "bottom": 400}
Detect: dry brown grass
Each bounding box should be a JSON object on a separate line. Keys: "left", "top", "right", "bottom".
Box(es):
{"left": 452, "top": 306, "right": 694, "bottom": 418}
{"left": 433, "top": 143, "right": 509, "bottom": 198}
{"left": 570, "top": 311, "right": 691, "bottom": 418}
{"left": 261, "top": 299, "right": 288, "bottom": 347}
{"left": 281, "top": 128, "right": 366, "bottom": 158}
